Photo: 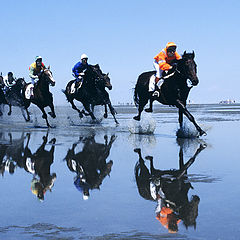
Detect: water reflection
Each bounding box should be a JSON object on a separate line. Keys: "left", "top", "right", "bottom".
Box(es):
{"left": 0, "top": 132, "right": 27, "bottom": 175}
{"left": 0, "top": 131, "right": 56, "bottom": 201}
{"left": 64, "top": 134, "right": 116, "bottom": 200}
{"left": 134, "top": 139, "right": 207, "bottom": 233}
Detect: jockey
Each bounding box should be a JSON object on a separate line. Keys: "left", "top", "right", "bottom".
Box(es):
{"left": 151, "top": 42, "right": 181, "bottom": 96}
{"left": 72, "top": 54, "right": 89, "bottom": 90}
{"left": 29, "top": 56, "right": 46, "bottom": 85}
{"left": 3, "top": 72, "right": 16, "bottom": 94}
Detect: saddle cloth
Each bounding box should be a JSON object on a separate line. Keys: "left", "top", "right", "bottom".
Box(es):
{"left": 25, "top": 84, "right": 34, "bottom": 99}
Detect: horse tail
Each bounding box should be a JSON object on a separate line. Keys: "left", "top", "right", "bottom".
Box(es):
{"left": 62, "top": 89, "right": 71, "bottom": 102}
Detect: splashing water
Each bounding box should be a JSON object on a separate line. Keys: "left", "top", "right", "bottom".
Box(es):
{"left": 128, "top": 114, "right": 156, "bottom": 134}
{"left": 176, "top": 120, "right": 209, "bottom": 138}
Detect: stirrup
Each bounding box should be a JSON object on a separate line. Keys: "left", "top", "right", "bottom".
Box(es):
{"left": 152, "top": 91, "right": 159, "bottom": 97}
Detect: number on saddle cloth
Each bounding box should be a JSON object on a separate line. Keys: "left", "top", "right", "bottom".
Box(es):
{"left": 25, "top": 84, "right": 34, "bottom": 99}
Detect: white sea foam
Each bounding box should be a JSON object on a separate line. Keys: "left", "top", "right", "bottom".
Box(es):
{"left": 128, "top": 113, "right": 156, "bottom": 134}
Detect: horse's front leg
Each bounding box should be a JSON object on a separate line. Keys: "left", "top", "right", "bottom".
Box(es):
{"left": 178, "top": 108, "right": 183, "bottom": 128}
{"left": 104, "top": 104, "right": 108, "bottom": 118}
{"left": 108, "top": 103, "right": 119, "bottom": 124}
{"left": 48, "top": 102, "right": 56, "bottom": 118}
{"left": 7, "top": 104, "right": 12, "bottom": 116}
{"left": 175, "top": 99, "right": 206, "bottom": 136}
{"left": 21, "top": 107, "right": 30, "bottom": 122}
{"left": 39, "top": 106, "right": 51, "bottom": 128}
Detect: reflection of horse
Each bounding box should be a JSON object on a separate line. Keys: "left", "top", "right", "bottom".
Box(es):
{"left": 63, "top": 64, "right": 118, "bottom": 124}
{"left": 133, "top": 52, "right": 206, "bottom": 136}
{"left": 22, "top": 68, "right": 56, "bottom": 127}
{"left": 134, "top": 140, "right": 206, "bottom": 232}
{"left": 22, "top": 132, "right": 56, "bottom": 201}
{"left": 0, "top": 132, "right": 28, "bottom": 176}
{"left": 64, "top": 134, "right": 116, "bottom": 199}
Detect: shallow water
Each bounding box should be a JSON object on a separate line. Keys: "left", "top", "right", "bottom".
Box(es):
{"left": 0, "top": 103, "right": 240, "bottom": 240}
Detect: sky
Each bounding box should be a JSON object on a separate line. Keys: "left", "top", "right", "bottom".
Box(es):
{"left": 0, "top": 0, "right": 239, "bottom": 105}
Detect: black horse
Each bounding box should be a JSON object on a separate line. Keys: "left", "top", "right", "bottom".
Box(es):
{"left": 3, "top": 77, "right": 31, "bottom": 121}
{"left": 22, "top": 67, "right": 56, "bottom": 127}
{"left": 0, "top": 75, "right": 11, "bottom": 116}
{"left": 134, "top": 139, "right": 206, "bottom": 231}
{"left": 64, "top": 134, "right": 116, "bottom": 199}
{"left": 133, "top": 51, "right": 206, "bottom": 136}
{"left": 63, "top": 64, "right": 118, "bottom": 124}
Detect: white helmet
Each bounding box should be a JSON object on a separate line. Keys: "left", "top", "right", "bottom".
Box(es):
{"left": 81, "top": 54, "right": 88, "bottom": 60}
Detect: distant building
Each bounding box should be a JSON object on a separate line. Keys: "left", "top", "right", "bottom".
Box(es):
{"left": 219, "top": 99, "right": 236, "bottom": 104}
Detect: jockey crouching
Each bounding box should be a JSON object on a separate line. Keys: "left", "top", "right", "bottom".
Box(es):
{"left": 3, "top": 72, "right": 16, "bottom": 94}
{"left": 71, "top": 54, "right": 89, "bottom": 94}
{"left": 151, "top": 42, "right": 181, "bottom": 97}
{"left": 29, "top": 56, "right": 46, "bottom": 99}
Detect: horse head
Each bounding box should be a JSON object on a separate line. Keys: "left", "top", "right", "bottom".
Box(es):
{"left": 181, "top": 51, "right": 199, "bottom": 86}
{"left": 40, "top": 67, "right": 55, "bottom": 86}
{"left": 91, "top": 65, "right": 112, "bottom": 90}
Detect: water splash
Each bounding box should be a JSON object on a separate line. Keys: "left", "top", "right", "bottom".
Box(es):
{"left": 128, "top": 114, "right": 156, "bottom": 134}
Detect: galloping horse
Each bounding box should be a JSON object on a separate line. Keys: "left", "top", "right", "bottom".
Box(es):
{"left": 4, "top": 77, "right": 31, "bottom": 121}
{"left": 23, "top": 67, "right": 56, "bottom": 127}
{"left": 63, "top": 64, "right": 118, "bottom": 124}
{"left": 0, "top": 75, "right": 11, "bottom": 116}
{"left": 133, "top": 52, "right": 206, "bottom": 136}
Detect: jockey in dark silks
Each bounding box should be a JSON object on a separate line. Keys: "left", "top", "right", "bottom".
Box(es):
{"left": 72, "top": 54, "right": 89, "bottom": 93}
{"left": 3, "top": 72, "right": 16, "bottom": 94}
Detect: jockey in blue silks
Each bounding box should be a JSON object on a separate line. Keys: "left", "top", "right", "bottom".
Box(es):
{"left": 72, "top": 54, "right": 89, "bottom": 90}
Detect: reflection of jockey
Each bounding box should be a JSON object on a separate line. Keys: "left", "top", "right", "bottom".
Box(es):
{"left": 150, "top": 180, "right": 181, "bottom": 233}
{"left": 74, "top": 174, "right": 90, "bottom": 200}
{"left": 151, "top": 42, "right": 181, "bottom": 96}
{"left": 3, "top": 72, "right": 16, "bottom": 94}
{"left": 72, "top": 54, "right": 89, "bottom": 93}
{"left": 29, "top": 56, "right": 46, "bottom": 98}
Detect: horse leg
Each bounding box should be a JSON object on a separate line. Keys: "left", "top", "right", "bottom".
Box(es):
{"left": 7, "top": 104, "right": 12, "bottom": 116}
{"left": 104, "top": 104, "right": 108, "bottom": 118}
{"left": 69, "top": 99, "right": 83, "bottom": 118}
{"left": 82, "top": 103, "right": 96, "bottom": 120}
{"left": 48, "top": 102, "right": 56, "bottom": 119}
{"left": 108, "top": 103, "right": 119, "bottom": 124}
{"left": 39, "top": 106, "right": 51, "bottom": 128}
{"left": 179, "top": 109, "right": 183, "bottom": 128}
{"left": 21, "top": 107, "right": 30, "bottom": 122}
{"left": 145, "top": 98, "right": 154, "bottom": 113}
{"left": 175, "top": 99, "right": 206, "bottom": 136}
{"left": 133, "top": 98, "right": 148, "bottom": 121}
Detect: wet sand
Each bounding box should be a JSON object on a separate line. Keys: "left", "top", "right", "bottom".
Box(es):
{"left": 0, "top": 104, "right": 239, "bottom": 239}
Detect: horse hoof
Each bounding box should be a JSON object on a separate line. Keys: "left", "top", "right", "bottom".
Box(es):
{"left": 79, "top": 113, "right": 83, "bottom": 118}
{"left": 200, "top": 130, "right": 207, "bottom": 136}
{"left": 133, "top": 116, "right": 140, "bottom": 121}
{"left": 145, "top": 108, "right": 153, "bottom": 113}
{"left": 104, "top": 113, "right": 108, "bottom": 118}
{"left": 8, "top": 112, "right": 11, "bottom": 116}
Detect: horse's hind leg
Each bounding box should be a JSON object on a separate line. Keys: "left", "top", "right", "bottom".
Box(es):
{"left": 21, "top": 107, "right": 30, "bottom": 122}
{"left": 39, "top": 106, "right": 51, "bottom": 127}
{"left": 133, "top": 98, "right": 148, "bottom": 121}
{"left": 175, "top": 100, "right": 206, "bottom": 136}
{"left": 145, "top": 98, "right": 154, "bottom": 113}
{"left": 104, "top": 104, "right": 108, "bottom": 118}
{"left": 69, "top": 99, "right": 83, "bottom": 118}
{"left": 178, "top": 109, "right": 183, "bottom": 128}
{"left": 7, "top": 104, "right": 12, "bottom": 116}
{"left": 82, "top": 103, "right": 96, "bottom": 120}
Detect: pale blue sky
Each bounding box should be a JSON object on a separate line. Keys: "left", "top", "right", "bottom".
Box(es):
{"left": 0, "top": 0, "right": 239, "bottom": 105}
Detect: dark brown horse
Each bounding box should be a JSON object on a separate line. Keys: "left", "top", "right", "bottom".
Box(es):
{"left": 63, "top": 64, "right": 118, "bottom": 124}
{"left": 0, "top": 75, "right": 11, "bottom": 116}
{"left": 23, "top": 67, "right": 56, "bottom": 127}
{"left": 133, "top": 52, "right": 206, "bottom": 136}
